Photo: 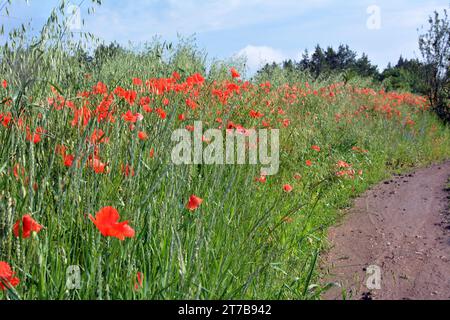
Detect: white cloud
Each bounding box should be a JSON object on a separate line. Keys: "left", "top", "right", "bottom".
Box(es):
{"left": 236, "top": 45, "right": 286, "bottom": 71}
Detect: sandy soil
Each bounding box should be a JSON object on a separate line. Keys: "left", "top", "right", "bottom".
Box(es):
{"left": 321, "top": 161, "right": 450, "bottom": 300}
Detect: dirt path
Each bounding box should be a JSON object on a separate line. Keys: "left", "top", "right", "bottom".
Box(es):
{"left": 321, "top": 161, "right": 450, "bottom": 300}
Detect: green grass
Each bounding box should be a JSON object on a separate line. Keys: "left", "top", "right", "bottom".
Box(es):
{"left": 1, "top": 1, "right": 450, "bottom": 300}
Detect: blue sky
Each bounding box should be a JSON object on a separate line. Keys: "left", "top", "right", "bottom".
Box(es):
{"left": 1, "top": 0, "right": 449, "bottom": 73}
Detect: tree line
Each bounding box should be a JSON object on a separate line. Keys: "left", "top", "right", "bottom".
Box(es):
{"left": 255, "top": 9, "right": 450, "bottom": 122}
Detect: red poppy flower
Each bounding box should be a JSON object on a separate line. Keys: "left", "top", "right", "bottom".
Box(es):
{"left": 122, "top": 111, "right": 143, "bottom": 123}
{"left": 156, "top": 108, "right": 167, "bottom": 119}
{"left": 255, "top": 175, "right": 267, "bottom": 183}
{"left": 89, "top": 129, "right": 109, "bottom": 145}
{"left": 336, "top": 169, "right": 356, "bottom": 178}
{"left": 133, "top": 78, "right": 143, "bottom": 86}
{"left": 186, "top": 98, "right": 198, "bottom": 110}
{"left": 305, "top": 160, "right": 313, "bottom": 167}
{"left": 337, "top": 160, "right": 351, "bottom": 168}
{"left": 1, "top": 112, "right": 12, "bottom": 127}
{"left": 64, "top": 154, "right": 75, "bottom": 167}
{"left": 283, "top": 184, "right": 293, "bottom": 193}
{"left": 13, "top": 163, "right": 25, "bottom": 180}
{"left": 352, "top": 146, "right": 368, "bottom": 154}
{"left": 249, "top": 110, "right": 264, "bottom": 119}
{"left": 26, "top": 127, "right": 45, "bottom": 144}
{"left": 138, "top": 131, "right": 148, "bottom": 141}
{"left": 56, "top": 144, "right": 67, "bottom": 157}
{"left": 13, "top": 215, "right": 43, "bottom": 239}
{"left": 121, "top": 164, "right": 135, "bottom": 177}
{"left": 311, "top": 145, "right": 321, "bottom": 152}
{"left": 186, "top": 195, "right": 203, "bottom": 211}
{"left": 93, "top": 82, "right": 108, "bottom": 95}
{"left": 262, "top": 120, "right": 270, "bottom": 128}
{"left": 142, "top": 105, "right": 153, "bottom": 113}
{"left": 134, "top": 272, "right": 144, "bottom": 291}
{"left": 88, "top": 158, "right": 107, "bottom": 174}
{"left": 56, "top": 145, "right": 75, "bottom": 167}
{"left": 186, "top": 73, "right": 205, "bottom": 86}
{"left": 0, "top": 261, "right": 20, "bottom": 291}
{"left": 139, "top": 96, "right": 151, "bottom": 107}
{"left": 1, "top": 80, "right": 7, "bottom": 89}
{"left": 172, "top": 71, "right": 181, "bottom": 81}
{"left": 230, "top": 68, "right": 240, "bottom": 79}
{"left": 89, "top": 206, "right": 135, "bottom": 241}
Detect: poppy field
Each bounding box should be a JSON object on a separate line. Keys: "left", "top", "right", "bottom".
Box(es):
{"left": 1, "top": 4, "right": 450, "bottom": 298}
{"left": 2, "top": 56, "right": 450, "bottom": 299}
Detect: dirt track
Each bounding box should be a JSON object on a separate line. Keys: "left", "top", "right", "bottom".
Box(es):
{"left": 322, "top": 161, "right": 450, "bottom": 300}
